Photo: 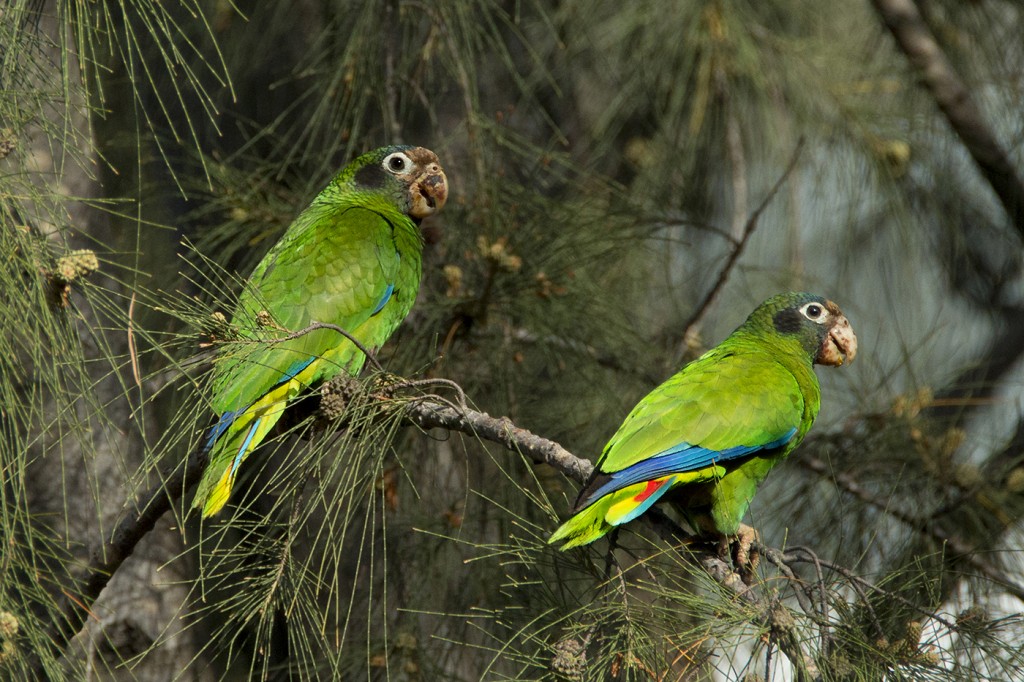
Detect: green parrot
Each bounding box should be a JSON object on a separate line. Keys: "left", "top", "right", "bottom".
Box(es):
{"left": 193, "top": 145, "right": 448, "bottom": 517}
{"left": 548, "top": 292, "right": 857, "bottom": 562}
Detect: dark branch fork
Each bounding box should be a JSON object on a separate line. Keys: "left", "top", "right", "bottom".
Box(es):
{"left": 870, "top": 0, "right": 1024, "bottom": 234}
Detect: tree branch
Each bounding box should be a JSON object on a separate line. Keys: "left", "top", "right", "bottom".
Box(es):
{"left": 56, "top": 378, "right": 995, "bottom": 680}
{"left": 404, "top": 397, "right": 593, "bottom": 485}
{"left": 38, "top": 447, "right": 207, "bottom": 670}
{"left": 870, "top": 0, "right": 1024, "bottom": 233}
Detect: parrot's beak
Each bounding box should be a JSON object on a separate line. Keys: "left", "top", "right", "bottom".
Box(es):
{"left": 818, "top": 308, "right": 857, "bottom": 367}
{"left": 409, "top": 163, "right": 448, "bottom": 219}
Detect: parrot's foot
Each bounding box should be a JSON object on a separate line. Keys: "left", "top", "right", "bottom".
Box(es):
{"left": 716, "top": 525, "right": 761, "bottom": 585}
{"left": 735, "top": 524, "right": 761, "bottom": 585}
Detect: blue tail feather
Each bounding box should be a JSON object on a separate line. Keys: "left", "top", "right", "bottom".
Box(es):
{"left": 204, "top": 355, "right": 316, "bottom": 451}
{"left": 586, "top": 428, "right": 798, "bottom": 504}
{"left": 230, "top": 417, "right": 263, "bottom": 477}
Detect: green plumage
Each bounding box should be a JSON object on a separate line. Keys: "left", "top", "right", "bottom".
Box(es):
{"left": 549, "top": 292, "right": 857, "bottom": 549}
{"left": 194, "top": 146, "right": 448, "bottom": 517}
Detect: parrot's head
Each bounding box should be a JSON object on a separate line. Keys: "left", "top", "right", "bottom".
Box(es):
{"left": 350, "top": 145, "right": 448, "bottom": 221}
{"left": 744, "top": 292, "right": 858, "bottom": 367}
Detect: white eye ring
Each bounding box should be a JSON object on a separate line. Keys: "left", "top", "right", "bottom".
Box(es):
{"left": 383, "top": 152, "right": 413, "bottom": 174}
{"left": 800, "top": 302, "right": 827, "bottom": 322}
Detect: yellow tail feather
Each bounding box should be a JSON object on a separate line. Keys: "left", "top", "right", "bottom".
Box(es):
{"left": 549, "top": 476, "right": 679, "bottom": 549}
{"left": 202, "top": 468, "right": 235, "bottom": 517}
{"left": 196, "top": 362, "right": 319, "bottom": 517}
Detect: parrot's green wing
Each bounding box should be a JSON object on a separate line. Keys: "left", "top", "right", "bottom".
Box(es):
{"left": 549, "top": 292, "right": 858, "bottom": 548}
{"left": 548, "top": 344, "right": 806, "bottom": 548}
{"left": 594, "top": 341, "right": 806, "bottom": 478}
{"left": 209, "top": 205, "right": 402, "bottom": 415}
{"left": 193, "top": 145, "right": 448, "bottom": 517}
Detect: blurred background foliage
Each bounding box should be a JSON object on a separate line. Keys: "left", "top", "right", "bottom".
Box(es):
{"left": 2, "top": 0, "right": 1023, "bottom": 679}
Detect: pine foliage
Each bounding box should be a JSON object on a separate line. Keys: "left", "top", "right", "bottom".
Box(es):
{"left": 2, "top": 1, "right": 1023, "bottom": 679}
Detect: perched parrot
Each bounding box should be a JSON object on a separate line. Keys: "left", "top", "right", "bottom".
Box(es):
{"left": 193, "top": 145, "right": 448, "bottom": 517}
{"left": 548, "top": 292, "right": 857, "bottom": 565}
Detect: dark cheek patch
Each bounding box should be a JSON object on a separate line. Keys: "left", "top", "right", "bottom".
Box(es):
{"left": 354, "top": 163, "right": 388, "bottom": 190}
{"left": 773, "top": 308, "right": 804, "bottom": 334}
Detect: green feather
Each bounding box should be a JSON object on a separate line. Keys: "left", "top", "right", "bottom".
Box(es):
{"left": 550, "top": 292, "right": 856, "bottom": 548}
{"left": 194, "top": 146, "right": 447, "bottom": 517}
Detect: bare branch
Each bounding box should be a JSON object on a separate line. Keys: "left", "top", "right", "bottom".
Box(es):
{"left": 404, "top": 397, "right": 593, "bottom": 485}
{"left": 45, "top": 447, "right": 207, "bottom": 654}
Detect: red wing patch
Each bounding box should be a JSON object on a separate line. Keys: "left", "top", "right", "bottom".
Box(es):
{"left": 633, "top": 477, "right": 672, "bottom": 504}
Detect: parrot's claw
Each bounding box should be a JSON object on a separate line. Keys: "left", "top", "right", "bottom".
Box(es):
{"left": 731, "top": 524, "right": 761, "bottom": 585}
{"left": 715, "top": 534, "right": 731, "bottom": 562}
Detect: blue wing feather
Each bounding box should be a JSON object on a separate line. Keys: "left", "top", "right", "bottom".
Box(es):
{"left": 585, "top": 428, "right": 797, "bottom": 504}
{"left": 205, "top": 406, "right": 245, "bottom": 451}
{"left": 204, "top": 355, "right": 316, "bottom": 451}
{"left": 371, "top": 283, "right": 394, "bottom": 315}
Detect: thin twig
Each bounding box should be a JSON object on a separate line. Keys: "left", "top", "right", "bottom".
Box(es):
{"left": 790, "top": 543, "right": 832, "bottom": 655}
{"left": 264, "top": 320, "right": 384, "bottom": 372}
{"left": 800, "top": 453, "right": 1024, "bottom": 602}
{"left": 383, "top": 376, "right": 467, "bottom": 408}
{"left": 677, "top": 138, "right": 806, "bottom": 356}
{"left": 761, "top": 546, "right": 818, "bottom": 620}
{"left": 786, "top": 545, "right": 884, "bottom": 641}
{"left": 783, "top": 547, "right": 959, "bottom": 632}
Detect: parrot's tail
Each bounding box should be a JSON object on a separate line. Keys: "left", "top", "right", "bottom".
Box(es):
{"left": 193, "top": 383, "right": 304, "bottom": 517}
{"left": 547, "top": 475, "right": 677, "bottom": 549}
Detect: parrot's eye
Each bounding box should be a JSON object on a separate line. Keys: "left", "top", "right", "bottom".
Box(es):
{"left": 383, "top": 152, "right": 411, "bottom": 174}
{"left": 800, "top": 302, "right": 826, "bottom": 322}
{"left": 794, "top": 301, "right": 827, "bottom": 323}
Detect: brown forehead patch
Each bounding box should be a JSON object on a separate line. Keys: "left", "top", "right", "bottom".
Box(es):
{"left": 406, "top": 147, "right": 439, "bottom": 166}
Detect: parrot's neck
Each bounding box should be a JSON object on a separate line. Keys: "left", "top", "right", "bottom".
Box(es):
{"left": 732, "top": 329, "right": 822, "bottom": 425}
